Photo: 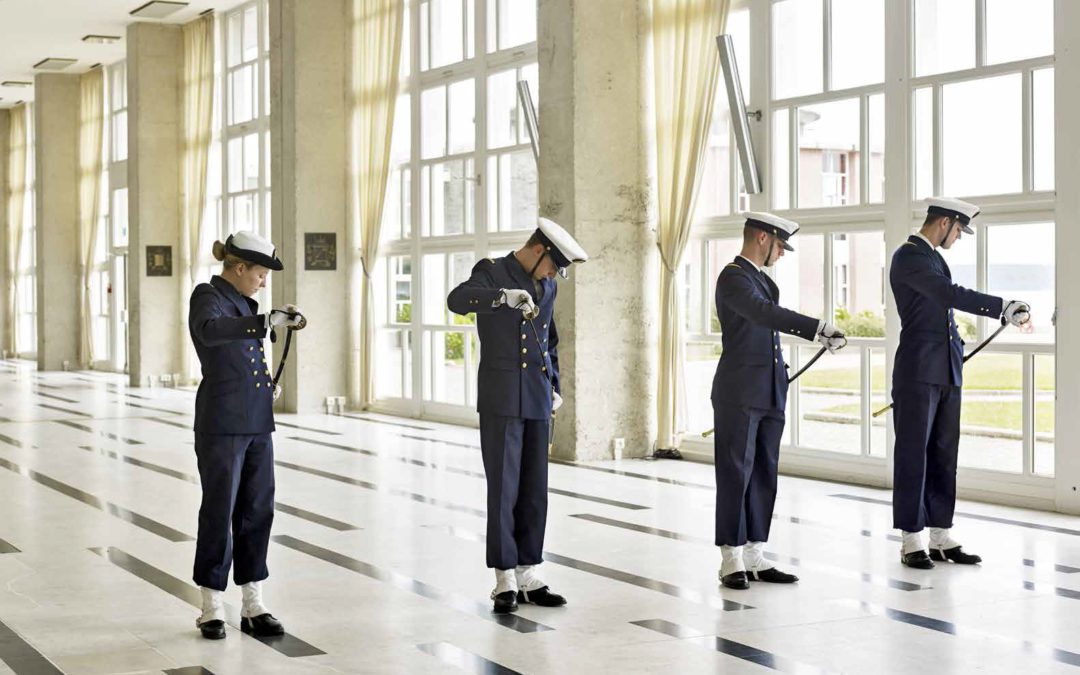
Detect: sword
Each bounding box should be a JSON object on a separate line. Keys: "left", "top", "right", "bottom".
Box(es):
{"left": 272, "top": 311, "right": 307, "bottom": 390}
{"left": 871, "top": 316, "right": 1008, "bottom": 418}
{"left": 515, "top": 298, "right": 558, "bottom": 451}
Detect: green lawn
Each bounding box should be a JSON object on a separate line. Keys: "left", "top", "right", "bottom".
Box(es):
{"left": 824, "top": 400, "right": 1055, "bottom": 433}
{"left": 800, "top": 354, "right": 1053, "bottom": 392}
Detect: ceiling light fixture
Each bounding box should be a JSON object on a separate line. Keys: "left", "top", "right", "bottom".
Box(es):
{"left": 129, "top": 1, "right": 189, "bottom": 19}
{"left": 82, "top": 35, "right": 122, "bottom": 44}
{"left": 33, "top": 58, "right": 78, "bottom": 71}
{"left": 1, "top": 81, "right": 32, "bottom": 88}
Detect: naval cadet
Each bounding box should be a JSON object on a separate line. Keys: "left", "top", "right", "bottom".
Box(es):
{"left": 447, "top": 217, "right": 586, "bottom": 614}
{"left": 890, "top": 197, "right": 1030, "bottom": 568}
{"left": 712, "top": 212, "right": 847, "bottom": 590}
{"left": 188, "top": 231, "right": 306, "bottom": 639}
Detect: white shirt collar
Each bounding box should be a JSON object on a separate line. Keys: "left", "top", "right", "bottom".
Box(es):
{"left": 913, "top": 232, "right": 937, "bottom": 250}
{"left": 737, "top": 255, "right": 761, "bottom": 273}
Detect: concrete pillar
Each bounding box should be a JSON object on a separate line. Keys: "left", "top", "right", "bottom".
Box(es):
{"left": 0, "top": 109, "right": 8, "bottom": 359}
{"left": 34, "top": 74, "right": 81, "bottom": 371}
{"left": 269, "top": 0, "right": 350, "bottom": 413}
{"left": 1054, "top": 0, "right": 1080, "bottom": 513}
{"left": 126, "top": 22, "right": 183, "bottom": 387}
{"left": 538, "top": 0, "right": 658, "bottom": 461}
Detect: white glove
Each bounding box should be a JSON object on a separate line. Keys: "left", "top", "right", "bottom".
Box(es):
{"left": 552, "top": 391, "right": 563, "bottom": 412}
{"left": 498, "top": 288, "right": 539, "bottom": 320}
{"left": 1003, "top": 300, "right": 1031, "bottom": 327}
{"left": 273, "top": 384, "right": 282, "bottom": 401}
{"left": 816, "top": 321, "right": 847, "bottom": 353}
{"left": 268, "top": 306, "right": 305, "bottom": 329}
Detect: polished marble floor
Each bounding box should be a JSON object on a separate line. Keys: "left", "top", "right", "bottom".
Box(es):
{"left": 0, "top": 362, "right": 1079, "bottom": 673}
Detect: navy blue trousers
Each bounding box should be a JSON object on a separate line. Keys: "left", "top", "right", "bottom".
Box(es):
{"left": 713, "top": 403, "right": 785, "bottom": 547}
{"left": 193, "top": 432, "right": 275, "bottom": 591}
{"left": 892, "top": 381, "right": 961, "bottom": 532}
{"left": 479, "top": 414, "right": 549, "bottom": 570}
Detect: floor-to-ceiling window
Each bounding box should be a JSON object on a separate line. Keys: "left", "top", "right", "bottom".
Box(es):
{"left": 681, "top": 0, "right": 1056, "bottom": 503}
{"left": 107, "top": 61, "right": 129, "bottom": 373}
{"left": 15, "top": 105, "right": 36, "bottom": 358}
{"left": 372, "top": 0, "right": 539, "bottom": 421}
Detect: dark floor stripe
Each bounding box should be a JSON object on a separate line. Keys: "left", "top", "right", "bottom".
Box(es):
{"left": 570, "top": 513, "right": 927, "bottom": 592}
{"left": 399, "top": 433, "right": 480, "bottom": 450}
{"left": 271, "top": 534, "right": 553, "bottom": 634}
{"left": 0, "top": 616, "right": 64, "bottom": 674}
{"left": 164, "top": 668, "right": 216, "bottom": 675}
{"left": 1023, "top": 580, "right": 1080, "bottom": 601}
{"left": 76, "top": 445, "right": 360, "bottom": 531}
{"left": 1025, "top": 559, "right": 1080, "bottom": 574}
{"left": 32, "top": 390, "right": 79, "bottom": 404}
{"left": 118, "top": 399, "right": 185, "bottom": 415}
{"left": 275, "top": 421, "right": 341, "bottom": 436}
{"left": 0, "top": 456, "right": 192, "bottom": 542}
{"left": 416, "top": 642, "right": 522, "bottom": 675}
{"left": 343, "top": 414, "right": 436, "bottom": 431}
{"left": 428, "top": 524, "right": 751, "bottom": 612}
{"left": 0, "top": 538, "right": 21, "bottom": 554}
{"left": 52, "top": 419, "right": 142, "bottom": 445}
{"left": 37, "top": 402, "right": 91, "bottom": 417}
{"left": 632, "top": 619, "right": 831, "bottom": 674}
{"left": 90, "top": 547, "right": 325, "bottom": 658}
{"left": 274, "top": 459, "right": 487, "bottom": 518}
{"left": 832, "top": 493, "right": 1080, "bottom": 537}
{"left": 290, "top": 436, "right": 649, "bottom": 511}
{"left": 146, "top": 416, "right": 191, "bottom": 430}
{"left": 0, "top": 433, "right": 23, "bottom": 448}
{"left": 551, "top": 459, "right": 714, "bottom": 489}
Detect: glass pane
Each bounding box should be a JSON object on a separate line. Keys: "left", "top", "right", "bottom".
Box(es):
{"left": 833, "top": 232, "right": 885, "bottom": 337}
{"left": 447, "top": 78, "right": 475, "bottom": 154}
{"left": 798, "top": 344, "right": 860, "bottom": 454}
{"left": 729, "top": 7, "right": 750, "bottom": 101}
{"left": 772, "top": 109, "right": 789, "bottom": 210}
{"left": 829, "top": 0, "right": 884, "bottom": 90}
{"left": 694, "top": 95, "right": 732, "bottom": 219}
{"left": 501, "top": 151, "right": 536, "bottom": 231}
{"left": 389, "top": 255, "right": 412, "bottom": 323}
{"left": 244, "top": 132, "right": 260, "bottom": 190}
{"left": 942, "top": 74, "right": 1021, "bottom": 197}
{"left": 774, "top": 233, "right": 825, "bottom": 320}
{"left": 112, "top": 111, "right": 127, "bottom": 162}
{"left": 913, "top": 87, "right": 933, "bottom": 199}
{"left": 227, "top": 11, "right": 243, "bottom": 67}
{"left": 429, "top": 0, "right": 464, "bottom": 68}
{"left": 987, "top": 222, "right": 1055, "bottom": 344}
{"left": 376, "top": 329, "right": 411, "bottom": 399}
{"left": 112, "top": 188, "right": 128, "bottom": 248}
{"left": 797, "top": 98, "right": 859, "bottom": 208}
{"left": 428, "top": 331, "right": 468, "bottom": 404}
{"left": 986, "top": 0, "right": 1053, "bottom": 65}
{"left": 243, "top": 6, "right": 259, "bottom": 62}
{"left": 868, "top": 94, "right": 884, "bottom": 203}
{"left": 958, "top": 353, "right": 1023, "bottom": 473}
{"left": 497, "top": 0, "right": 536, "bottom": 50}
{"left": 518, "top": 63, "right": 539, "bottom": 144}
{"left": 228, "top": 137, "right": 244, "bottom": 192}
{"left": 914, "top": 0, "right": 975, "bottom": 76}
{"left": 230, "top": 193, "right": 256, "bottom": 233}
{"left": 1033, "top": 68, "right": 1054, "bottom": 192}
{"left": 421, "top": 86, "right": 447, "bottom": 159}
{"left": 427, "top": 160, "right": 473, "bottom": 236}
{"left": 772, "top": 0, "right": 823, "bottom": 99}
{"left": 1034, "top": 354, "right": 1054, "bottom": 476}
{"left": 229, "top": 64, "right": 255, "bottom": 125}
{"left": 870, "top": 348, "right": 887, "bottom": 457}
{"left": 487, "top": 69, "right": 518, "bottom": 150}
{"left": 390, "top": 94, "right": 412, "bottom": 165}
{"left": 685, "top": 339, "right": 722, "bottom": 434}
{"left": 706, "top": 238, "right": 747, "bottom": 334}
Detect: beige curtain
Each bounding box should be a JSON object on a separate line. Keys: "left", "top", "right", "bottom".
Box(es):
{"left": 652, "top": 0, "right": 729, "bottom": 450}
{"left": 349, "top": 0, "right": 404, "bottom": 407}
{"left": 5, "top": 106, "right": 27, "bottom": 357}
{"left": 179, "top": 13, "right": 216, "bottom": 383}
{"left": 78, "top": 68, "right": 106, "bottom": 367}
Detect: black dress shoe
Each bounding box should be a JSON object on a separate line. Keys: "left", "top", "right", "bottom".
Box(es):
{"left": 517, "top": 586, "right": 566, "bottom": 607}
{"left": 721, "top": 571, "right": 750, "bottom": 590}
{"left": 198, "top": 619, "right": 226, "bottom": 640}
{"left": 492, "top": 590, "right": 518, "bottom": 614}
{"left": 240, "top": 613, "right": 285, "bottom": 636}
{"left": 749, "top": 567, "right": 798, "bottom": 583}
{"left": 901, "top": 550, "right": 935, "bottom": 569}
{"left": 930, "top": 546, "right": 982, "bottom": 565}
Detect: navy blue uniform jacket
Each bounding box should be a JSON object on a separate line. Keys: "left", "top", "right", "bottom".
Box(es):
{"left": 711, "top": 257, "right": 820, "bottom": 411}
{"left": 447, "top": 254, "right": 559, "bottom": 420}
{"left": 189, "top": 275, "right": 276, "bottom": 435}
{"left": 890, "top": 236, "right": 1002, "bottom": 387}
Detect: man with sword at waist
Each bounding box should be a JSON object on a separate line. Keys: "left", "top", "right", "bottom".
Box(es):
{"left": 712, "top": 212, "right": 847, "bottom": 590}
{"left": 447, "top": 217, "right": 586, "bottom": 614}
{"left": 890, "top": 197, "right": 1031, "bottom": 569}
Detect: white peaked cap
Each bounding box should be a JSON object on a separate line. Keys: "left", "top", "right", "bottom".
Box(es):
{"left": 926, "top": 197, "right": 979, "bottom": 234}
{"left": 743, "top": 211, "right": 800, "bottom": 251}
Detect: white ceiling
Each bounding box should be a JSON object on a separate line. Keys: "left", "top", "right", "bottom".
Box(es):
{"left": 0, "top": 0, "right": 254, "bottom": 108}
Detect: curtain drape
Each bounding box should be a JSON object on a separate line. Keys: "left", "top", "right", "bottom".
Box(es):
{"left": 179, "top": 13, "right": 216, "bottom": 383}
{"left": 349, "top": 0, "right": 404, "bottom": 407}
{"left": 78, "top": 68, "right": 105, "bottom": 367}
{"left": 5, "top": 106, "right": 27, "bottom": 357}
{"left": 652, "top": 0, "right": 730, "bottom": 450}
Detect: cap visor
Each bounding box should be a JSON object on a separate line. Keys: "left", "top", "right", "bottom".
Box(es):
{"left": 780, "top": 241, "right": 795, "bottom": 252}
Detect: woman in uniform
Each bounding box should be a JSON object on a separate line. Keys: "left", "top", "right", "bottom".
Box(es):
{"left": 187, "top": 230, "right": 304, "bottom": 640}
